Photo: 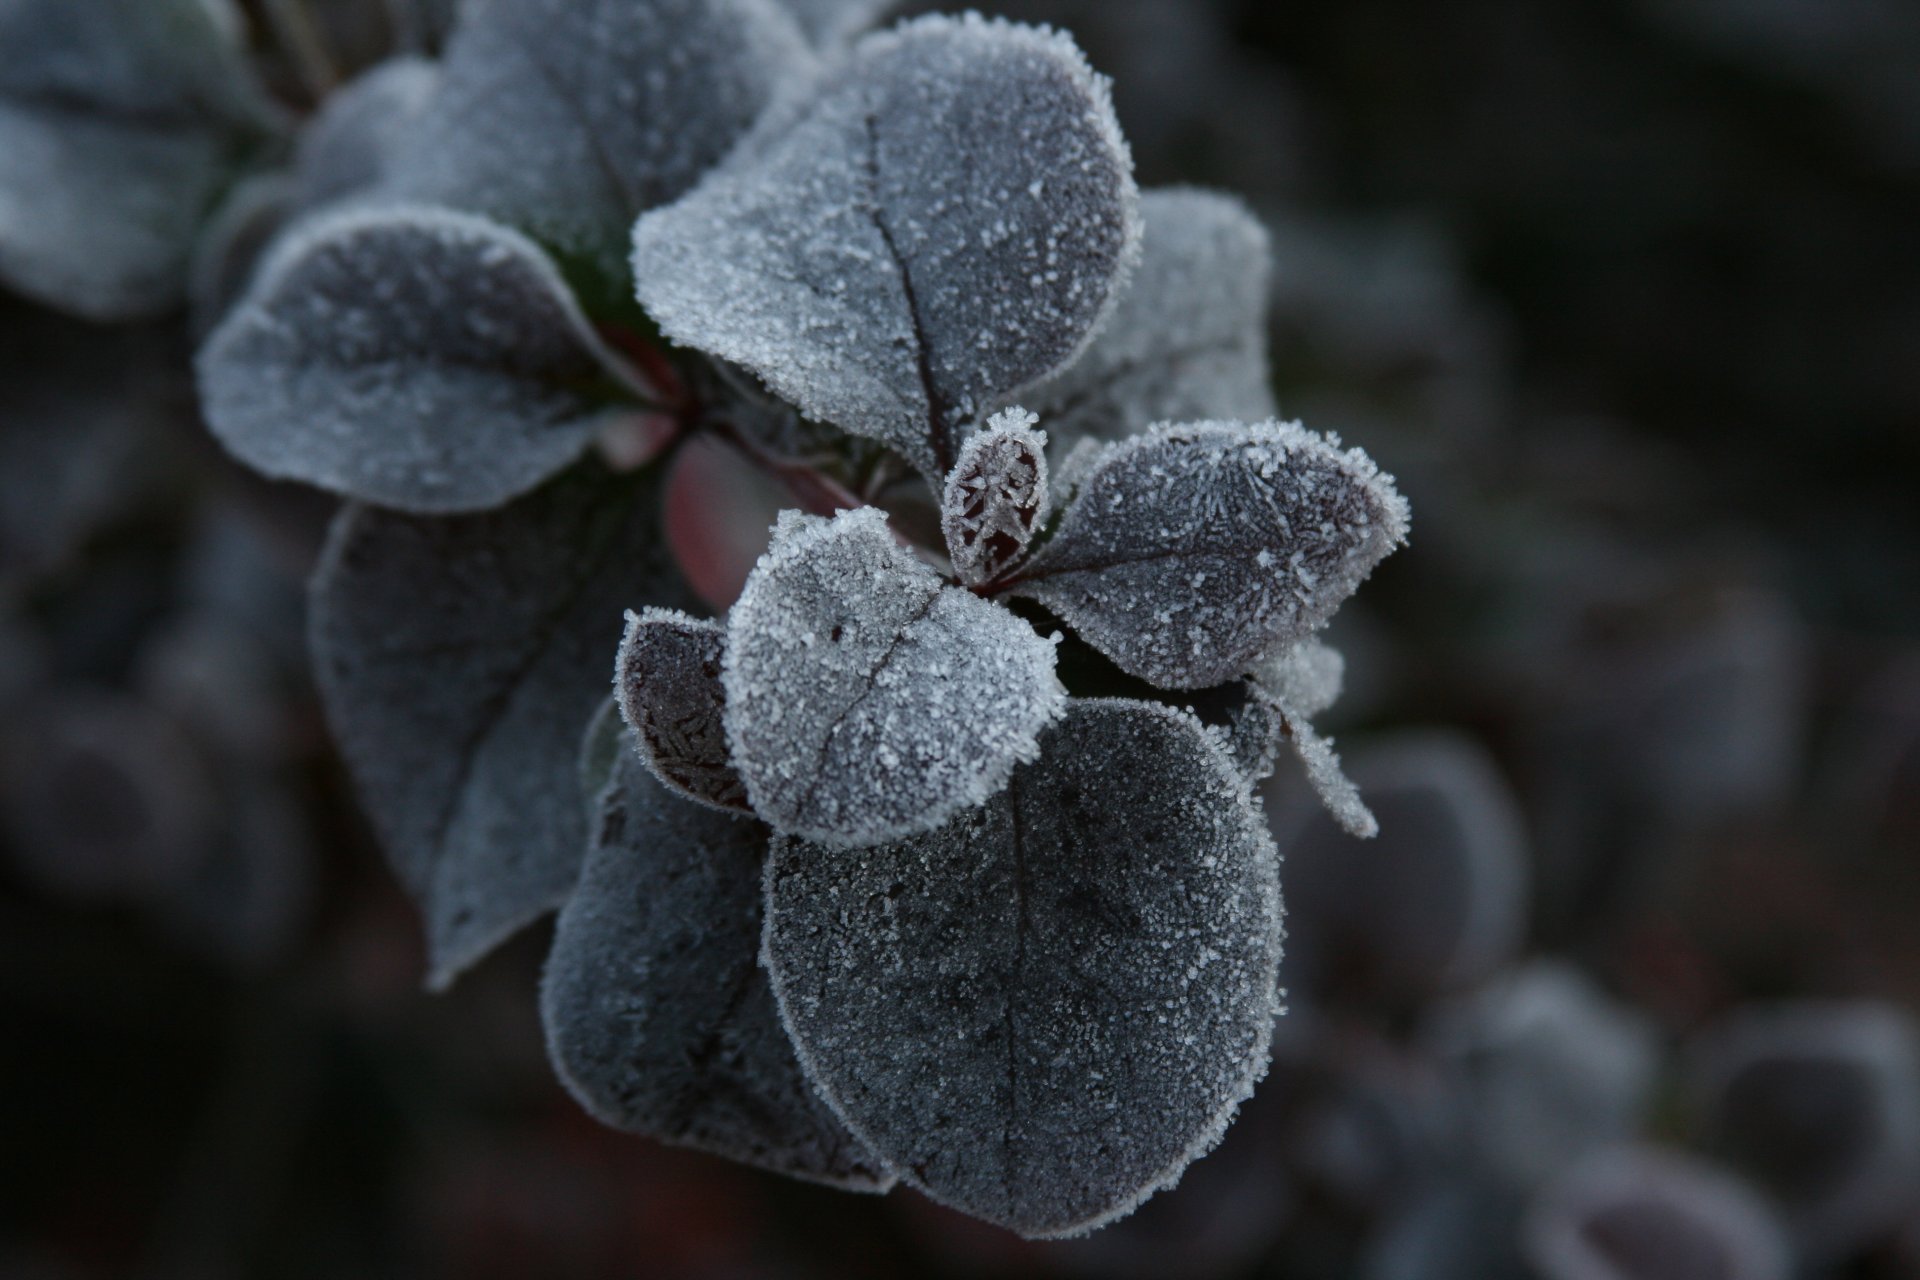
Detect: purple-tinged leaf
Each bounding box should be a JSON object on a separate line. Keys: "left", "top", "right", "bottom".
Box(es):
{"left": 940, "top": 407, "right": 1050, "bottom": 586}
{"left": 631, "top": 13, "right": 1141, "bottom": 477}
{"left": 614, "top": 608, "right": 750, "bottom": 814}
{"left": 723, "top": 507, "right": 1064, "bottom": 847}
{"left": 542, "top": 747, "right": 893, "bottom": 1190}
{"left": 310, "top": 462, "right": 691, "bottom": 990}
{"left": 764, "top": 699, "right": 1282, "bottom": 1238}
{"left": 1009, "top": 421, "right": 1409, "bottom": 689}
{"left": 200, "top": 205, "right": 640, "bottom": 514}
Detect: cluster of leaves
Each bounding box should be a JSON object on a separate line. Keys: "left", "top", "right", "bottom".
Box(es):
{"left": 1, "top": 0, "right": 1411, "bottom": 1237}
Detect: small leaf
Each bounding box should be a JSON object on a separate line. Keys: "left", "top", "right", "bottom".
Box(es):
{"left": 200, "top": 205, "right": 640, "bottom": 514}
{"left": 631, "top": 13, "right": 1141, "bottom": 477}
{"left": 310, "top": 462, "right": 691, "bottom": 990}
{"left": 1010, "top": 421, "right": 1409, "bottom": 689}
{"left": 1023, "top": 188, "right": 1276, "bottom": 448}
{"left": 576, "top": 693, "right": 626, "bottom": 815}
{"left": 1252, "top": 637, "right": 1346, "bottom": 719}
{"left": 724, "top": 507, "right": 1064, "bottom": 846}
{"left": 292, "top": 56, "right": 440, "bottom": 210}
{"left": 542, "top": 748, "right": 893, "bottom": 1190}
{"left": 1223, "top": 638, "right": 1348, "bottom": 787}
{"left": 384, "top": 0, "right": 810, "bottom": 283}
{"left": 1268, "top": 693, "right": 1377, "bottom": 838}
{"left": 764, "top": 699, "right": 1282, "bottom": 1238}
{"left": 940, "top": 407, "right": 1050, "bottom": 586}
{"left": 615, "top": 607, "right": 750, "bottom": 814}
{"left": 773, "top": 0, "right": 896, "bottom": 46}
{"left": 0, "top": 0, "right": 278, "bottom": 319}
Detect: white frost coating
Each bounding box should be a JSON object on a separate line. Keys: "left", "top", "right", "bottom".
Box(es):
{"left": 763, "top": 699, "right": 1283, "bottom": 1238}
{"left": 940, "top": 407, "right": 1051, "bottom": 586}
{"left": 1022, "top": 188, "right": 1277, "bottom": 449}
{"left": 632, "top": 12, "right": 1141, "bottom": 478}
{"left": 1012, "top": 420, "right": 1410, "bottom": 689}
{"left": 1273, "top": 698, "right": 1377, "bottom": 838}
{"left": 385, "top": 0, "right": 810, "bottom": 283}
{"left": 0, "top": 0, "right": 279, "bottom": 319}
{"left": 1252, "top": 637, "right": 1346, "bottom": 719}
{"left": 723, "top": 507, "right": 1065, "bottom": 847}
{"left": 772, "top": 0, "right": 895, "bottom": 46}
{"left": 292, "top": 57, "right": 439, "bottom": 210}
{"left": 199, "top": 205, "right": 640, "bottom": 514}
{"left": 614, "top": 607, "right": 752, "bottom": 814}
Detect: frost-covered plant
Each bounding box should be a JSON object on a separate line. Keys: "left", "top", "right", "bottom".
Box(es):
{"left": 179, "top": 0, "right": 1407, "bottom": 1237}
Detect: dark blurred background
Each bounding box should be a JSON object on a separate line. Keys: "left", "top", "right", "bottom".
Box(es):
{"left": 3, "top": 0, "right": 1917, "bottom": 1276}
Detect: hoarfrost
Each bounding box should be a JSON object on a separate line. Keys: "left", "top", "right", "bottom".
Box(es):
{"left": 542, "top": 748, "right": 893, "bottom": 1190}
{"left": 615, "top": 608, "right": 751, "bottom": 814}
{"left": 310, "top": 463, "right": 691, "bottom": 990}
{"left": 1252, "top": 637, "right": 1346, "bottom": 719}
{"left": 1273, "top": 699, "right": 1377, "bottom": 838}
{"left": 764, "top": 699, "right": 1282, "bottom": 1238}
{"left": 631, "top": 13, "right": 1141, "bottom": 478}
{"left": 940, "top": 407, "right": 1051, "bottom": 586}
{"left": 199, "top": 206, "right": 639, "bottom": 514}
{"left": 1010, "top": 421, "right": 1409, "bottom": 689}
{"left": 723, "top": 507, "right": 1064, "bottom": 846}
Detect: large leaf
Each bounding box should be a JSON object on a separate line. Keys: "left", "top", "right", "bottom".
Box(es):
{"left": 614, "top": 608, "right": 751, "bottom": 814}
{"left": 723, "top": 507, "right": 1063, "bottom": 847}
{"left": 765, "top": 699, "right": 1283, "bottom": 1237}
{"left": 542, "top": 746, "right": 893, "bottom": 1189}
{"left": 1023, "top": 188, "right": 1276, "bottom": 448}
{"left": 1008, "top": 421, "right": 1410, "bottom": 689}
{"left": 200, "top": 206, "right": 640, "bottom": 514}
{"left": 310, "top": 461, "right": 691, "bottom": 990}
{"left": 384, "top": 0, "right": 810, "bottom": 283}
{"left": 0, "top": 0, "right": 277, "bottom": 319}
{"left": 631, "top": 13, "right": 1141, "bottom": 478}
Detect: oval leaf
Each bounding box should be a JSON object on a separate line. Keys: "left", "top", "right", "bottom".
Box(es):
{"left": 200, "top": 206, "right": 637, "bottom": 514}
{"left": 311, "top": 462, "right": 691, "bottom": 990}
{"left": 764, "top": 699, "right": 1283, "bottom": 1237}
{"left": 631, "top": 13, "right": 1141, "bottom": 477}
{"left": 543, "top": 746, "right": 893, "bottom": 1189}
{"left": 940, "top": 407, "right": 1050, "bottom": 586}
{"left": 1010, "top": 421, "right": 1410, "bottom": 689}
{"left": 615, "top": 607, "right": 750, "bottom": 814}
{"left": 724, "top": 507, "right": 1063, "bottom": 847}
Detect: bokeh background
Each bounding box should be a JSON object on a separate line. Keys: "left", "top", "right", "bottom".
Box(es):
{"left": 3, "top": 0, "right": 1918, "bottom": 1276}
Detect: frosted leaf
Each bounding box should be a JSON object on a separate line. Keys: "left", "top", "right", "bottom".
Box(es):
{"left": 292, "top": 57, "right": 439, "bottom": 210}
{"left": 1252, "top": 637, "right": 1346, "bottom": 719}
{"left": 631, "top": 13, "right": 1141, "bottom": 478}
{"left": 384, "top": 0, "right": 809, "bottom": 283}
{"left": 940, "top": 407, "right": 1051, "bottom": 586}
{"left": 310, "top": 462, "right": 691, "bottom": 990}
{"left": 1010, "top": 421, "right": 1409, "bottom": 689}
{"left": 1223, "top": 639, "right": 1348, "bottom": 788}
{"left": 0, "top": 0, "right": 278, "bottom": 320}
{"left": 724, "top": 507, "right": 1064, "bottom": 846}
{"left": 1275, "top": 702, "right": 1377, "bottom": 838}
{"left": 576, "top": 693, "right": 626, "bottom": 816}
{"left": 1023, "top": 188, "right": 1276, "bottom": 449}
{"left": 764, "top": 699, "right": 1282, "bottom": 1238}
{"left": 542, "top": 749, "right": 893, "bottom": 1190}
{"left": 615, "top": 608, "right": 750, "bottom": 814}
{"left": 188, "top": 171, "right": 294, "bottom": 339}
{"left": 773, "top": 0, "right": 895, "bottom": 46}
{"left": 199, "top": 206, "right": 639, "bottom": 514}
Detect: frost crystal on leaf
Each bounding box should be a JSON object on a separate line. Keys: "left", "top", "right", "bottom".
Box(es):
{"left": 723, "top": 507, "right": 1064, "bottom": 847}
{"left": 199, "top": 206, "right": 641, "bottom": 514}
{"left": 542, "top": 748, "right": 893, "bottom": 1190}
{"left": 614, "top": 608, "right": 751, "bottom": 814}
{"left": 310, "top": 463, "right": 691, "bottom": 990}
{"left": 1010, "top": 421, "right": 1410, "bottom": 689}
{"left": 1251, "top": 636, "right": 1346, "bottom": 719}
{"left": 941, "top": 407, "right": 1051, "bottom": 586}
{"left": 764, "top": 699, "right": 1282, "bottom": 1238}
{"left": 631, "top": 12, "right": 1141, "bottom": 477}
{"left": 1023, "top": 188, "right": 1276, "bottom": 448}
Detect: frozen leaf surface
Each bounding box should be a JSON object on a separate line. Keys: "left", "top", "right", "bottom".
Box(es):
{"left": 1010, "top": 421, "right": 1409, "bottom": 689}
{"left": 631, "top": 13, "right": 1140, "bottom": 477}
{"left": 724, "top": 507, "right": 1063, "bottom": 846}
{"left": 200, "top": 206, "right": 637, "bottom": 514}
{"left": 542, "top": 748, "right": 892, "bottom": 1189}
{"left": 0, "top": 0, "right": 275, "bottom": 319}
{"left": 764, "top": 699, "right": 1282, "bottom": 1238}
{"left": 941, "top": 407, "right": 1050, "bottom": 586}
{"left": 311, "top": 462, "right": 690, "bottom": 990}
{"left": 1024, "top": 188, "right": 1276, "bottom": 447}
{"left": 1253, "top": 638, "right": 1346, "bottom": 719}
{"left": 386, "top": 0, "right": 808, "bottom": 282}
{"left": 774, "top": 0, "right": 895, "bottom": 46}
{"left": 292, "top": 57, "right": 439, "bottom": 209}
{"left": 615, "top": 608, "right": 750, "bottom": 814}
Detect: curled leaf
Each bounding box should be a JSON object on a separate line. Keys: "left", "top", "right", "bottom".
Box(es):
{"left": 765, "top": 699, "right": 1282, "bottom": 1238}
{"left": 200, "top": 206, "right": 639, "bottom": 514}
{"left": 1010, "top": 421, "right": 1409, "bottom": 689}
{"left": 940, "top": 407, "right": 1050, "bottom": 586}
{"left": 632, "top": 13, "right": 1141, "bottom": 477}
{"left": 542, "top": 748, "right": 892, "bottom": 1189}
{"left": 615, "top": 608, "right": 750, "bottom": 814}
{"left": 724, "top": 507, "right": 1064, "bottom": 846}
